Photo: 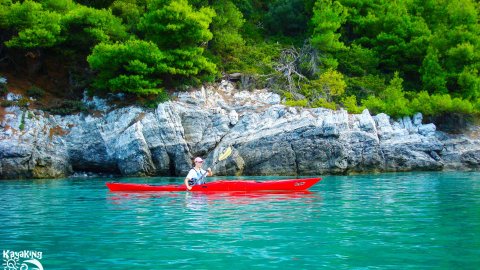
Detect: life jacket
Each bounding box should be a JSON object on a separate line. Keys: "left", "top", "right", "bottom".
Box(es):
{"left": 188, "top": 168, "right": 206, "bottom": 186}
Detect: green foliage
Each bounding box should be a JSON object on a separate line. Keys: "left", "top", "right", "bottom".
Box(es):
{"left": 346, "top": 75, "right": 386, "bottom": 99}
{"left": 452, "top": 97, "right": 475, "bottom": 114}
{"left": 316, "top": 69, "right": 346, "bottom": 101}
{"left": 44, "top": 99, "right": 87, "bottom": 115}
{"left": 299, "top": 69, "right": 345, "bottom": 102}
{"left": 264, "top": 0, "right": 312, "bottom": 37}
{"left": 4, "top": 0, "right": 63, "bottom": 48}
{"left": 311, "top": 98, "right": 336, "bottom": 110}
{"left": 283, "top": 91, "right": 307, "bottom": 107}
{"left": 207, "top": 0, "right": 245, "bottom": 72}
{"left": 361, "top": 95, "right": 385, "bottom": 115}
{"left": 362, "top": 72, "right": 413, "bottom": 117}
{"left": 17, "top": 97, "right": 30, "bottom": 108}
{"left": 73, "top": 0, "right": 115, "bottom": 9}
{"left": 1, "top": 100, "right": 14, "bottom": 107}
{"left": 415, "top": 0, "right": 480, "bottom": 97}
{"left": 420, "top": 47, "right": 448, "bottom": 93}
{"left": 457, "top": 66, "right": 480, "bottom": 99}
{"left": 26, "top": 86, "right": 45, "bottom": 99}
{"left": 1, "top": 0, "right": 480, "bottom": 117}
{"left": 19, "top": 110, "right": 25, "bottom": 131}
{"left": 138, "top": 90, "right": 169, "bottom": 108}
{"left": 410, "top": 91, "right": 434, "bottom": 116}
{"left": 231, "top": 41, "right": 280, "bottom": 77}
{"left": 110, "top": 0, "right": 145, "bottom": 31}
{"left": 282, "top": 65, "right": 348, "bottom": 110}
{"left": 476, "top": 98, "right": 480, "bottom": 112}
{"left": 341, "top": 95, "right": 365, "bottom": 114}
{"left": 309, "top": 0, "right": 348, "bottom": 70}
{"left": 285, "top": 99, "right": 308, "bottom": 107}
{"left": 1, "top": 0, "right": 128, "bottom": 50}
{"left": 61, "top": 5, "right": 128, "bottom": 50}
{"left": 163, "top": 47, "right": 216, "bottom": 78}
{"left": 138, "top": 0, "right": 214, "bottom": 48}
{"left": 137, "top": 0, "right": 217, "bottom": 80}
{"left": 0, "top": 1, "right": 11, "bottom": 28}
{"left": 371, "top": 2, "right": 431, "bottom": 81}
{"left": 337, "top": 44, "right": 379, "bottom": 77}
{"left": 39, "top": 0, "right": 76, "bottom": 13}
{"left": 382, "top": 73, "right": 413, "bottom": 117}
{"left": 411, "top": 91, "right": 475, "bottom": 116}
{"left": 362, "top": 76, "right": 479, "bottom": 117}
{"left": 341, "top": 0, "right": 432, "bottom": 78}
{"left": 315, "top": 0, "right": 480, "bottom": 105}
{"left": 209, "top": 0, "right": 245, "bottom": 51}
{"left": 87, "top": 39, "right": 167, "bottom": 96}
{"left": 231, "top": 0, "right": 268, "bottom": 21}
{"left": 310, "top": 0, "right": 347, "bottom": 53}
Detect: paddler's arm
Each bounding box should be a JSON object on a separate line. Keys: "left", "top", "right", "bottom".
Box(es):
{"left": 207, "top": 167, "right": 213, "bottom": 177}
{"left": 184, "top": 177, "right": 192, "bottom": 191}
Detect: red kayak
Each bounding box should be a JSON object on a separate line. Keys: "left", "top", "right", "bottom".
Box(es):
{"left": 106, "top": 177, "right": 321, "bottom": 192}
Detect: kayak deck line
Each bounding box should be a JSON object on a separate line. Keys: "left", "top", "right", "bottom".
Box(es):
{"left": 106, "top": 177, "right": 322, "bottom": 192}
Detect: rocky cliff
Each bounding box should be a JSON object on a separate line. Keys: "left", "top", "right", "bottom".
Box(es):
{"left": 1, "top": 81, "right": 479, "bottom": 179}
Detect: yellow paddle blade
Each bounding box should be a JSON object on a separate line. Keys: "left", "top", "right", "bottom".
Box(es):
{"left": 218, "top": 146, "right": 232, "bottom": 161}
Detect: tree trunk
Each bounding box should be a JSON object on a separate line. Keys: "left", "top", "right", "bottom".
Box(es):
{"left": 25, "top": 49, "right": 43, "bottom": 77}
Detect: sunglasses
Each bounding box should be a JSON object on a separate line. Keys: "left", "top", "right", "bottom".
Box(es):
{"left": 195, "top": 161, "right": 204, "bottom": 163}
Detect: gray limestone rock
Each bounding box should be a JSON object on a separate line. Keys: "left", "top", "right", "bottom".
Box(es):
{"left": 1, "top": 82, "right": 479, "bottom": 179}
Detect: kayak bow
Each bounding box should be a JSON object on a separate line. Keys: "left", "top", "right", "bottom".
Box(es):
{"left": 106, "top": 177, "right": 321, "bottom": 192}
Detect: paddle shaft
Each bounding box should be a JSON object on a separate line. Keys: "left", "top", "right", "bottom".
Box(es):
{"left": 193, "top": 146, "right": 232, "bottom": 185}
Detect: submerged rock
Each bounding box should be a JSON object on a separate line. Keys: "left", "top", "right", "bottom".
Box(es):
{"left": 1, "top": 81, "right": 479, "bottom": 179}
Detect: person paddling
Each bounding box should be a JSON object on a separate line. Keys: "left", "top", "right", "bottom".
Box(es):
{"left": 185, "top": 157, "right": 212, "bottom": 190}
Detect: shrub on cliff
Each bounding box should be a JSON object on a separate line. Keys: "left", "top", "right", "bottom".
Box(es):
{"left": 411, "top": 91, "right": 475, "bottom": 116}
{"left": 2, "top": 0, "right": 63, "bottom": 48}
{"left": 87, "top": 39, "right": 167, "bottom": 96}
{"left": 362, "top": 72, "right": 413, "bottom": 117}
{"left": 283, "top": 68, "right": 346, "bottom": 109}
{"left": 110, "top": 0, "right": 145, "bottom": 31}
{"left": 137, "top": 0, "right": 217, "bottom": 83}
{"left": 61, "top": 4, "right": 128, "bottom": 51}
{"left": 204, "top": 0, "right": 246, "bottom": 73}
{"left": 310, "top": 0, "right": 347, "bottom": 69}
{"left": 26, "top": 86, "right": 45, "bottom": 99}
{"left": 44, "top": 99, "right": 87, "bottom": 115}
{"left": 341, "top": 95, "right": 365, "bottom": 114}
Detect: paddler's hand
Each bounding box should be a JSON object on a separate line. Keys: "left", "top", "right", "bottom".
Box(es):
{"left": 186, "top": 184, "right": 192, "bottom": 191}
{"left": 207, "top": 167, "right": 212, "bottom": 176}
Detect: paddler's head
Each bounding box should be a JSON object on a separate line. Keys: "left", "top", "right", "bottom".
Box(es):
{"left": 194, "top": 157, "right": 204, "bottom": 169}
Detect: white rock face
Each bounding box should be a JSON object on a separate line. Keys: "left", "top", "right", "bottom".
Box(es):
{"left": 228, "top": 110, "right": 238, "bottom": 126}
{"left": 1, "top": 83, "right": 479, "bottom": 179}
{"left": 6, "top": 93, "right": 22, "bottom": 101}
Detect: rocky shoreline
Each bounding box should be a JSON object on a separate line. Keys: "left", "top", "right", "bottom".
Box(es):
{"left": 1, "top": 81, "right": 479, "bottom": 179}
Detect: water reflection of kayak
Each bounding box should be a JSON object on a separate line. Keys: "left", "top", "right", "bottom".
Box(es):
{"left": 106, "top": 178, "right": 321, "bottom": 192}
{"left": 107, "top": 190, "right": 318, "bottom": 205}
{"left": 186, "top": 190, "right": 317, "bottom": 204}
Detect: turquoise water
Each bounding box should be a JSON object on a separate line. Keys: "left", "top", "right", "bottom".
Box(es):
{"left": 1, "top": 172, "right": 479, "bottom": 269}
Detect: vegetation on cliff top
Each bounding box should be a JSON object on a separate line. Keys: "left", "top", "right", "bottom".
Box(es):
{"left": 0, "top": 0, "right": 479, "bottom": 117}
